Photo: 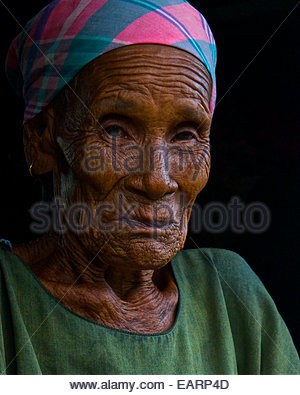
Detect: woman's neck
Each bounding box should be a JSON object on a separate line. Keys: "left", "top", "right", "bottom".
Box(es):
{"left": 12, "top": 232, "right": 179, "bottom": 333}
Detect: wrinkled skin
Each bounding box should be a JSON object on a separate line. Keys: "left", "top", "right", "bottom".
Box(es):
{"left": 13, "top": 44, "right": 212, "bottom": 333}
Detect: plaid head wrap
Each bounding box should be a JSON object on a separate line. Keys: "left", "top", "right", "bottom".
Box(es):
{"left": 5, "top": 0, "right": 217, "bottom": 123}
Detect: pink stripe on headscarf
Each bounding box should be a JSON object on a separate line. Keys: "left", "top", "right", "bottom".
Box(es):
{"left": 40, "top": 0, "right": 83, "bottom": 40}
{"left": 115, "top": 8, "right": 187, "bottom": 44}
{"left": 163, "top": 4, "right": 210, "bottom": 42}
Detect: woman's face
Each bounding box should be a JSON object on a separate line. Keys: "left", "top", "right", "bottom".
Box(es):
{"left": 51, "top": 44, "right": 212, "bottom": 270}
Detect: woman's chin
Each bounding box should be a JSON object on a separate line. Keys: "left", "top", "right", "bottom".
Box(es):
{"left": 79, "top": 229, "right": 185, "bottom": 270}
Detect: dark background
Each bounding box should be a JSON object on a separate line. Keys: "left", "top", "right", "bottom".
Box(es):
{"left": 0, "top": 1, "right": 299, "bottom": 351}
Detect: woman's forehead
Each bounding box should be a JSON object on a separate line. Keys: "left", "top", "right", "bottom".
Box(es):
{"left": 76, "top": 45, "right": 212, "bottom": 108}
{"left": 82, "top": 44, "right": 211, "bottom": 81}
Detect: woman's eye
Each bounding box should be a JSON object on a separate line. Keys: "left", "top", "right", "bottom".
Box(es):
{"left": 172, "top": 131, "right": 195, "bottom": 142}
{"left": 105, "top": 125, "right": 128, "bottom": 138}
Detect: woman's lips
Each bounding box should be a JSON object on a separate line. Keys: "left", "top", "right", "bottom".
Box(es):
{"left": 123, "top": 217, "right": 172, "bottom": 229}
{"left": 109, "top": 216, "right": 174, "bottom": 233}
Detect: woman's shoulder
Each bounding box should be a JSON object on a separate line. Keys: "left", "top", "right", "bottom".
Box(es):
{"left": 0, "top": 240, "right": 34, "bottom": 288}
{"left": 0, "top": 239, "right": 12, "bottom": 252}
{"left": 176, "top": 247, "right": 260, "bottom": 284}
{"left": 175, "top": 247, "right": 273, "bottom": 309}
{"left": 178, "top": 247, "right": 299, "bottom": 374}
{"left": 176, "top": 247, "right": 292, "bottom": 340}
{"left": 0, "top": 239, "right": 19, "bottom": 271}
{"left": 199, "top": 247, "right": 263, "bottom": 288}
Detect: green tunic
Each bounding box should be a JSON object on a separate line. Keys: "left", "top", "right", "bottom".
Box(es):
{"left": 0, "top": 247, "right": 299, "bottom": 375}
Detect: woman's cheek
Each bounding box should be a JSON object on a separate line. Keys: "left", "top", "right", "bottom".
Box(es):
{"left": 75, "top": 142, "right": 127, "bottom": 196}
{"left": 172, "top": 146, "right": 210, "bottom": 197}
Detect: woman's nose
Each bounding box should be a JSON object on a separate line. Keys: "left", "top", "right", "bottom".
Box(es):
{"left": 124, "top": 143, "right": 178, "bottom": 200}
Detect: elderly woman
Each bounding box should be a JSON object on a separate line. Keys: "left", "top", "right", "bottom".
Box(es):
{"left": 1, "top": 0, "right": 299, "bottom": 375}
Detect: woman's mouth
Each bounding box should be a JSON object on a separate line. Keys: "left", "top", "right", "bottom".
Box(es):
{"left": 120, "top": 216, "right": 173, "bottom": 230}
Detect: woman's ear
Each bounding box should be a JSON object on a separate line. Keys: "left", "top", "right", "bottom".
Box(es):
{"left": 23, "top": 108, "right": 57, "bottom": 175}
